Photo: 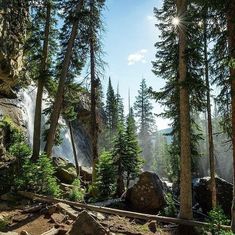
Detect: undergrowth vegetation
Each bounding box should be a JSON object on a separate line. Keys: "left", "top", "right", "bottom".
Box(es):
{"left": 0, "top": 116, "right": 60, "bottom": 197}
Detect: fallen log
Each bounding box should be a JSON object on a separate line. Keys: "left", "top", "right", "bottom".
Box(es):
{"left": 18, "top": 191, "right": 231, "bottom": 230}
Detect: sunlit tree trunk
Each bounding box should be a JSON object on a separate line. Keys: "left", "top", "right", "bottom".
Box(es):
{"left": 177, "top": 0, "right": 193, "bottom": 222}
{"left": 69, "top": 121, "right": 80, "bottom": 177}
{"left": 44, "top": 1, "right": 83, "bottom": 157}
{"left": 203, "top": 10, "right": 216, "bottom": 209}
{"left": 32, "top": 1, "right": 51, "bottom": 161}
{"left": 90, "top": 32, "right": 99, "bottom": 183}
{"left": 227, "top": 0, "right": 235, "bottom": 231}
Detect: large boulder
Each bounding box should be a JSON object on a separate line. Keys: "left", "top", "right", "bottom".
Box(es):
{"left": 53, "top": 157, "right": 92, "bottom": 184}
{"left": 193, "top": 177, "right": 233, "bottom": 217}
{"left": 66, "top": 210, "right": 108, "bottom": 235}
{"left": 126, "top": 172, "right": 165, "bottom": 214}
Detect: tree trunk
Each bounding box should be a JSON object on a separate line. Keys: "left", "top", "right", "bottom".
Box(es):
{"left": 203, "top": 12, "right": 216, "bottom": 209}
{"left": 90, "top": 35, "right": 99, "bottom": 183}
{"left": 227, "top": 1, "right": 235, "bottom": 232}
{"left": 69, "top": 121, "right": 80, "bottom": 177}
{"left": 31, "top": 1, "right": 51, "bottom": 162}
{"left": 177, "top": 0, "right": 193, "bottom": 221}
{"left": 44, "top": 1, "right": 83, "bottom": 157}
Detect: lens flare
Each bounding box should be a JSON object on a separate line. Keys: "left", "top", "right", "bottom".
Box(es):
{"left": 172, "top": 17, "right": 180, "bottom": 26}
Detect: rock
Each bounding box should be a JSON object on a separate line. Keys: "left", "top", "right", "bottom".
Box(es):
{"left": 53, "top": 157, "right": 77, "bottom": 184}
{"left": 126, "top": 172, "right": 165, "bottom": 214}
{"left": 193, "top": 177, "right": 233, "bottom": 217}
{"left": 148, "top": 221, "right": 157, "bottom": 233}
{"left": 56, "top": 203, "right": 79, "bottom": 220}
{"left": 66, "top": 210, "right": 108, "bottom": 235}
{"left": 20, "top": 231, "right": 31, "bottom": 235}
{"left": 53, "top": 157, "right": 92, "bottom": 184}
{"left": 50, "top": 213, "right": 66, "bottom": 225}
{"left": 12, "top": 214, "right": 28, "bottom": 223}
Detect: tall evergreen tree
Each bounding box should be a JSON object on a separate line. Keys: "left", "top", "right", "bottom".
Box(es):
{"left": 44, "top": 0, "right": 85, "bottom": 156}
{"left": 106, "top": 77, "right": 117, "bottom": 131}
{"left": 86, "top": 0, "right": 106, "bottom": 183}
{"left": 176, "top": 0, "right": 193, "bottom": 222}
{"left": 152, "top": 0, "right": 208, "bottom": 229}
{"left": 105, "top": 77, "right": 118, "bottom": 148}
{"left": 200, "top": 4, "right": 217, "bottom": 208}
{"left": 125, "top": 108, "right": 142, "bottom": 188}
{"left": 116, "top": 84, "right": 125, "bottom": 124}
{"left": 227, "top": 0, "right": 235, "bottom": 230}
{"left": 29, "top": 0, "right": 57, "bottom": 161}
{"left": 134, "top": 78, "right": 154, "bottom": 170}
{"left": 112, "top": 123, "right": 126, "bottom": 197}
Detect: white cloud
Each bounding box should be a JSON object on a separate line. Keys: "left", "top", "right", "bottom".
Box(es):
{"left": 128, "top": 49, "right": 148, "bottom": 66}
{"left": 146, "top": 15, "right": 154, "bottom": 21}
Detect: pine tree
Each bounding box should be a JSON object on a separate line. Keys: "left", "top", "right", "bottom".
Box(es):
{"left": 125, "top": 109, "right": 143, "bottom": 188}
{"left": 105, "top": 77, "right": 118, "bottom": 148}
{"left": 106, "top": 77, "right": 118, "bottom": 131}
{"left": 116, "top": 85, "right": 125, "bottom": 125}
{"left": 134, "top": 79, "right": 154, "bottom": 170}
{"left": 112, "top": 123, "right": 126, "bottom": 197}
{"left": 29, "top": 0, "right": 58, "bottom": 161}
{"left": 95, "top": 151, "right": 116, "bottom": 199}
{"left": 86, "top": 0, "right": 106, "bottom": 183}
{"left": 227, "top": 0, "right": 235, "bottom": 231}
{"left": 44, "top": 0, "right": 85, "bottom": 156}
{"left": 152, "top": 0, "right": 209, "bottom": 227}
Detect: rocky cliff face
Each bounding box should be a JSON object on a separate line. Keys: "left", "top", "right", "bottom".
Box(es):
{"left": 0, "top": 1, "right": 28, "bottom": 98}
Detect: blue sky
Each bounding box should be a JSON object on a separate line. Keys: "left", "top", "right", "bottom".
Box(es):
{"left": 101, "top": 0, "right": 171, "bottom": 130}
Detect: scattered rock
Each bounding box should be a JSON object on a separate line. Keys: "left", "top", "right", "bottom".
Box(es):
{"left": 147, "top": 221, "right": 157, "bottom": 233}
{"left": 52, "top": 157, "right": 92, "bottom": 184}
{"left": 56, "top": 203, "right": 79, "bottom": 220}
{"left": 50, "top": 213, "right": 66, "bottom": 225}
{"left": 12, "top": 214, "right": 28, "bottom": 223}
{"left": 53, "top": 157, "right": 77, "bottom": 184}
{"left": 88, "top": 211, "right": 106, "bottom": 221}
{"left": 193, "top": 177, "right": 233, "bottom": 216}
{"left": 20, "top": 231, "right": 31, "bottom": 235}
{"left": 65, "top": 220, "right": 73, "bottom": 225}
{"left": 126, "top": 172, "right": 165, "bottom": 213}
{"left": 47, "top": 205, "right": 58, "bottom": 216}
{"left": 66, "top": 210, "right": 108, "bottom": 235}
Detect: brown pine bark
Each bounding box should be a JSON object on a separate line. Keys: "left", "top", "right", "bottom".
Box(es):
{"left": 176, "top": 0, "right": 193, "bottom": 221}
{"left": 44, "top": 0, "right": 83, "bottom": 157}
{"left": 68, "top": 121, "right": 80, "bottom": 177}
{"left": 90, "top": 34, "right": 99, "bottom": 183}
{"left": 31, "top": 1, "right": 51, "bottom": 162}
{"left": 203, "top": 13, "right": 216, "bottom": 209}
{"left": 227, "top": 0, "right": 235, "bottom": 231}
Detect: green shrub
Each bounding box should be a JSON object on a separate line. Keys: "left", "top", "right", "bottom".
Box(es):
{"left": 15, "top": 154, "right": 61, "bottom": 197}
{"left": 205, "top": 206, "right": 231, "bottom": 235}
{"left": 160, "top": 192, "right": 177, "bottom": 217}
{"left": 69, "top": 178, "right": 85, "bottom": 202}
{"left": 0, "top": 216, "right": 9, "bottom": 231}
{"left": 94, "top": 151, "right": 116, "bottom": 200}
{"left": 0, "top": 116, "right": 60, "bottom": 197}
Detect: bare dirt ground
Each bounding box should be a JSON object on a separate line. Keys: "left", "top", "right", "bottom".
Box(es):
{"left": 0, "top": 201, "right": 179, "bottom": 235}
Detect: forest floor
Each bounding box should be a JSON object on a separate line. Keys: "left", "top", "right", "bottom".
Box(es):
{"left": 0, "top": 197, "right": 179, "bottom": 235}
